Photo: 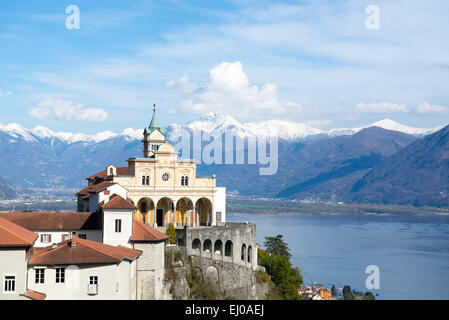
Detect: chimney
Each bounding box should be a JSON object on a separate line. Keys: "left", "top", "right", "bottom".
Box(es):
{"left": 71, "top": 232, "right": 77, "bottom": 248}
{"left": 104, "top": 190, "right": 111, "bottom": 203}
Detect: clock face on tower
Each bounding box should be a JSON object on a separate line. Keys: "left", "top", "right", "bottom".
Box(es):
{"left": 162, "top": 173, "right": 170, "bottom": 182}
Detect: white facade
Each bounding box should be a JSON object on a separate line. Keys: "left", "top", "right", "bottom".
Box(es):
{"left": 0, "top": 248, "right": 28, "bottom": 300}
{"left": 133, "top": 242, "right": 165, "bottom": 300}
{"left": 33, "top": 230, "right": 102, "bottom": 247}
{"left": 213, "top": 187, "right": 227, "bottom": 223}
{"left": 102, "top": 208, "right": 134, "bottom": 248}
{"left": 26, "top": 260, "right": 137, "bottom": 300}
{"left": 89, "top": 184, "right": 128, "bottom": 212}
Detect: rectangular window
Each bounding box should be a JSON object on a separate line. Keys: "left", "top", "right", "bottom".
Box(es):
{"left": 41, "top": 234, "right": 51, "bottom": 243}
{"left": 88, "top": 276, "right": 98, "bottom": 295}
{"left": 78, "top": 234, "right": 87, "bottom": 239}
{"left": 35, "top": 269, "right": 45, "bottom": 284}
{"left": 115, "top": 219, "right": 122, "bottom": 233}
{"left": 56, "top": 268, "right": 65, "bottom": 283}
{"left": 3, "top": 275, "right": 15, "bottom": 293}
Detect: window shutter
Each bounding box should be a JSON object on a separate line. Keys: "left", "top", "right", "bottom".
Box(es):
{"left": 40, "top": 234, "right": 43, "bottom": 242}
{"left": 49, "top": 234, "right": 52, "bottom": 242}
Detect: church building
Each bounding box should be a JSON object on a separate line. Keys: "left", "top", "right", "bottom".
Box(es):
{"left": 77, "top": 105, "right": 226, "bottom": 229}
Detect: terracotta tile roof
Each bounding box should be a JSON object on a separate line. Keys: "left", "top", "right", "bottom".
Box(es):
{"left": 100, "top": 194, "right": 137, "bottom": 210}
{"left": 130, "top": 219, "right": 169, "bottom": 242}
{"left": 76, "top": 181, "right": 117, "bottom": 196}
{"left": 29, "top": 237, "right": 141, "bottom": 266}
{"left": 25, "top": 290, "right": 46, "bottom": 300}
{"left": 0, "top": 216, "right": 38, "bottom": 247}
{"left": 86, "top": 166, "right": 129, "bottom": 180}
{"left": 0, "top": 212, "right": 102, "bottom": 231}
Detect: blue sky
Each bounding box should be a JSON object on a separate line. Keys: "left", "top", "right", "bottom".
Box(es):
{"left": 0, "top": 0, "right": 448, "bottom": 134}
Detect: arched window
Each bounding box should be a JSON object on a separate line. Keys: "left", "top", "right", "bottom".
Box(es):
{"left": 146, "top": 176, "right": 150, "bottom": 186}
{"left": 241, "top": 244, "right": 247, "bottom": 261}
{"left": 109, "top": 168, "right": 114, "bottom": 176}
{"left": 142, "top": 176, "right": 145, "bottom": 185}
{"left": 225, "top": 241, "right": 233, "bottom": 257}
{"left": 248, "top": 246, "right": 252, "bottom": 263}
{"left": 214, "top": 240, "right": 223, "bottom": 255}
{"left": 185, "top": 176, "right": 189, "bottom": 186}
{"left": 181, "top": 176, "right": 185, "bottom": 186}
{"left": 203, "top": 239, "right": 212, "bottom": 252}
{"left": 192, "top": 238, "right": 201, "bottom": 251}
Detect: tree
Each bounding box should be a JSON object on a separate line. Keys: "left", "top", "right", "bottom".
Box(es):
{"left": 343, "top": 285, "right": 354, "bottom": 300}
{"left": 258, "top": 235, "right": 303, "bottom": 300}
{"left": 364, "top": 292, "right": 375, "bottom": 300}
{"left": 165, "top": 223, "right": 177, "bottom": 244}
{"left": 263, "top": 235, "right": 291, "bottom": 258}
{"left": 331, "top": 284, "right": 338, "bottom": 297}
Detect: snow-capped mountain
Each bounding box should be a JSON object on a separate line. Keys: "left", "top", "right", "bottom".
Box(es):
{"left": 328, "top": 119, "right": 442, "bottom": 137}
{"left": 0, "top": 113, "right": 447, "bottom": 206}
{"left": 166, "top": 113, "right": 440, "bottom": 141}
{"left": 166, "top": 112, "right": 325, "bottom": 140}
{"left": 0, "top": 115, "right": 443, "bottom": 148}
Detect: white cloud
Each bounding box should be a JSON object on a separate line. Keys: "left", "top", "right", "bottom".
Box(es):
{"left": 28, "top": 98, "right": 108, "bottom": 122}
{"left": 167, "top": 61, "right": 302, "bottom": 119}
{"left": 356, "top": 102, "right": 408, "bottom": 114}
{"left": 0, "top": 89, "right": 13, "bottom": 96}
{"left": 416, "top": 102, "right": 448, "bottom": 114}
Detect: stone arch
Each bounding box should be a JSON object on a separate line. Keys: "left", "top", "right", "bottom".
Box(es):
{"left": 195, "top": 197, "right": 213, "bottom": 226}
{"left": 205, "top": 265, "right": 219, "bottom": 287}
{"left": 175, "top": 197, "right": 193, "bottom": 226}
{"left": 192, "top": 238, "right": 201, "bottom": 252}
{"left": 225, "top": 240, "right": 233, "bottom": 258}
{"left": 241, "top": 243, "right": 247, "bottom": 261}
{"left": 136, "top": 198, "right": 154, "bottom": 225}
{"left": 214, "top": 240, "right": 223, "bottom": 256}
{"left": 156, "top": 197, "right": 174, "bottom": 226}
{"left": 247, "top": 245, "right": 252, "bottom": 263}
{"left": 203, "top": 239, "right": 212, "bottom": 253}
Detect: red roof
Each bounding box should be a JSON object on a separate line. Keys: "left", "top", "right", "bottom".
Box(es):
{"left": 0, "top": 216, "right": 38, "bottom": 247}
{"left": 29, "top": 237, "right": 142, "bottom": 266}
{"left": 130, "top": 219, "right": 169, "bottom": 242}
{"left": 25, "top": 290, "right": 46, "bottom": 300}
{"left": 76, "top": 181, "right": 117, "bottom": 196}
{"left": 100, "top": 194, "right": 137, "bottom": 210}
{"left": 86, "top": 166, "right": 129, "bottom": 180}
{"left": 0, "top": 212, "right": 101, "bottom": 231}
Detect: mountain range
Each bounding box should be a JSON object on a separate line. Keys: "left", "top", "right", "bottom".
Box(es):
{"left": 0, "top": 114, "right": 447, "bottom": 207}
{"left": 351, "top": 124, "right": 449, "bottom": 207}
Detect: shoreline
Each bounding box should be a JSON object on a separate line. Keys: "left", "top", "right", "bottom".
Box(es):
{"left": 227, "top": 197, "right": 449, "bottom": 218}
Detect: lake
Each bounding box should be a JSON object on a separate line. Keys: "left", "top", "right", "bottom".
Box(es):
{"left": 227, "top": 213, "right": 449, "bottom": 300}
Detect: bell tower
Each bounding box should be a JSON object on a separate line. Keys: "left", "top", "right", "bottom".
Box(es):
{"left": 143, "top": 104, "right": 166, "bottom": 158}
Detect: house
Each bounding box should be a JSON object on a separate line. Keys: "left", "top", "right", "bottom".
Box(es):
{"left": 26, "top": 235, "right": 142, "bottom": 300}
{"left": 0, "top": 216, "right": 38, "bottom": 300}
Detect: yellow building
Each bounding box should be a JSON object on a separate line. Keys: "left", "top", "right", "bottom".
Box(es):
{"left": 319, "top": 288, "right": 332, "bottom": 300}
{"left": 77, "top": 105, "right": 226, "bottom": 228}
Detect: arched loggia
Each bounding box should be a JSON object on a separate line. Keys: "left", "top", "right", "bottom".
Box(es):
{"left": 195, "top": 197, "right": 213, "bottom": 226}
